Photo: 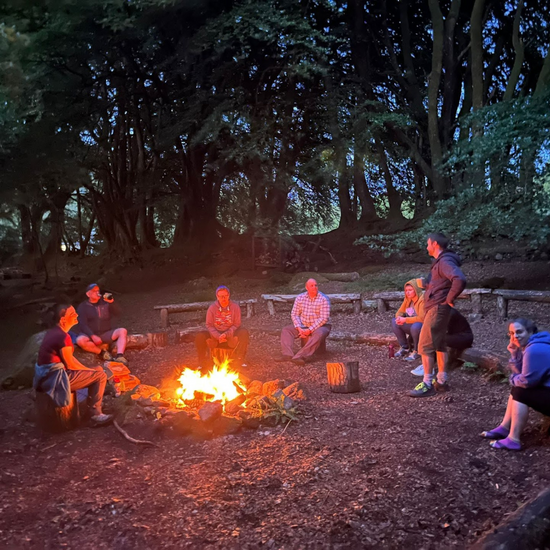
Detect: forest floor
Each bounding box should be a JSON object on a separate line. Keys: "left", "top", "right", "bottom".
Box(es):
{"left": 1, "top": 259, "right": 550, "bottom": 549}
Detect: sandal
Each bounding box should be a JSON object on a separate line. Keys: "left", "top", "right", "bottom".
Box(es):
{"left": 489, "top": 437, "right": 522, "bottom": 451}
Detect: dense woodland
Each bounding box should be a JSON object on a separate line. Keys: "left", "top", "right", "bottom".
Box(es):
{"left": 1, "top": 0, "right": 549, "bottom": 265}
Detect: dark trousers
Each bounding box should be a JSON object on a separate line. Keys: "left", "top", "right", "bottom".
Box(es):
{"left": 512, "top": 386, "right": 550, "bottom": 416}
{"left": 67, "top": 367, "right": 107, "bottom": 416}
{"left": 391, "top": 319, "right": 422, "bottom": 351}
{"left": 195, "top": 328, "right": 249, "bottom": 366}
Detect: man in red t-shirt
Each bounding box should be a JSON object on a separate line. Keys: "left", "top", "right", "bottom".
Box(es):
{"left": 34, "top": 304, "right": 112, "bottom": 425}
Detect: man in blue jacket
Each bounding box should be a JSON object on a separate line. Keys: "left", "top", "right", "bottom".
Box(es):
{"left": 410, "top": 233, "right": 466, "bottom": 397}
{"left": 72, "top": 283, "right": 129, "bottom": 366}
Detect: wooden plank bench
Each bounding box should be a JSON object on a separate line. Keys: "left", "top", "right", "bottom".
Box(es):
{"left": 493, "top": 290, "right": 550, "bottom": 320}
{"left": 261, "top": 293, "right": 362, "bottom": 316}
{"left": 154, "top": 299, "right": 258, "bottom": 328}
{"left": 372, "top": 288, "right": 491, "bottom": 315}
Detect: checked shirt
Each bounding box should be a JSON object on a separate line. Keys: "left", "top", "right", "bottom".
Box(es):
{"left": 291, "top": 292, "right": 331, "bottom": 332}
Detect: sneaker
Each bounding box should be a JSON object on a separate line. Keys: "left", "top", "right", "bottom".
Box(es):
{"left": 114, "top": 354, "right": 129, "bottom": 366}
{"left": 409, "top": 382, "right": 436, "bottom": 398}
{"left": 433, "top": 380, "right": 450, "bottom": 392}
{"left": 394, "top": 348, "right": 410, "bottom": 358}
{"left": 90, "top": 413, "right": 113, "bottom": 426}
{"left": 411, "top": 365, "right": 424, "bottom": 376}
{"left": 291, "top": 357, "right": 305, "bottom": 366}
{"left": 404, "top": 351, "right": 420, "bottom": 362}
{"left": 100, "top": 350, "right": 113, "bottom": 361}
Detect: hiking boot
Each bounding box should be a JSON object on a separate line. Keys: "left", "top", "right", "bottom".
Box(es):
{"left": 410, "top": 365, "right": 424, "bottom": 376}
{"left": 409, "top": 382, "right": 436, "bottom": 398}
{"left": 433, "top": 380, "right": 450, "bottom": 393}
{"left": 100, "top": 350, "right": 113, "bottom": 361}
{"left": 114, "top": 354, "right": 129, "bottom": 366}
{"left": 404, "top": 351, "right": 420, "bottom": 362}
{"left": 394, "top": 347, "right": 410, "bottom": 359}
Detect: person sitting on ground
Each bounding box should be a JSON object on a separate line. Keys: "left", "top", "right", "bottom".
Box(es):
{"left": 392, "top": 279, "right": 425, "bottom": 362}
{"left": 195, "top": 285, "right": 249, "bottom": 369}
{"left": 34, "top": 304, "right": 113, "bottom": 425}
{"left": 275, "top": 278, "right": 331, "bottom": 366}
{"left": 481, "top": 318, "right": 550, "bottom": 451}
{"left": 411, "top": 308, "right": 474, "bottom": 375}
{"left": 71, "top": 283, "right": 129, "bottom": 366}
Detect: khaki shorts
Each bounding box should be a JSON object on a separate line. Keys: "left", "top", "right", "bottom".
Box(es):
{"left": 418, "top": 305, "right": 452, "bottom": 355}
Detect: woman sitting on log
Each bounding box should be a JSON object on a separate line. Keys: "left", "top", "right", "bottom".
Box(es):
{"left": 391, "top": 279, "right": 425, "bottom": 361}
{"left": 34, "top": 304, "right": 113, "bottom": 426}
{"left": 482, "top": 318, "right": 550, "bottom": 450}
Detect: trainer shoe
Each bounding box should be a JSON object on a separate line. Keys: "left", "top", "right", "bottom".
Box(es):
{"left": 411, "top": 365, "right": 424, "bottom": 376}
{"left": 114, "top": 354, "right": 129, "bottom": 366}
{"left": 409, "top": 382, "right": 436, "bottom": 398}
{"left": 394, "top": 348, "right": 410, "bottom": 358}
{"left": 404, "top": 351, "right": 420, "bottom": 362}
{"left": 100, "top": 350, "right": 113, "bottom": 361}
{"left": 433, "top": 380, "right": 450, "bottom": 392}
{"left": 291, "top": 357, "right": 305, "bottom": 366}
{"left": 274, "top": 354, "right": 293, "bottom": 362}
{"left": 90, "top": 413, "right": 113, "bottom": 426}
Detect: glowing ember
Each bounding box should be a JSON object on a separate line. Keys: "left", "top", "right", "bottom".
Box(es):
{"left": 175, "top": 360, "right": 241, "bottom": 406}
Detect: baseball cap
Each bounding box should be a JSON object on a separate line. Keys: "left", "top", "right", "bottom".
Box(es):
{"left": 86, "top": 283, "right": 100, "bottom": 292}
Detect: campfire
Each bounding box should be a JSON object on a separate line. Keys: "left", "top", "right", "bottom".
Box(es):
{"left": 175, "top": 360, "right": 244, "bottom": 409}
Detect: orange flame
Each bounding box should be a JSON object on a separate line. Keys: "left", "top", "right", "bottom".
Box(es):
{"left": 175, "top": 359, "right": 241, "bottom": 406}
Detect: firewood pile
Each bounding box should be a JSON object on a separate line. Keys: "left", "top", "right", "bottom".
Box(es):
{"left": 112, "top": 371, "right": 305, "bottom": 443}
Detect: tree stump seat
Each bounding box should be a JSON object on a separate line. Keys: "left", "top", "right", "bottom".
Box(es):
{"left": 35, "top": 390, "right": 80, "bottom": 432}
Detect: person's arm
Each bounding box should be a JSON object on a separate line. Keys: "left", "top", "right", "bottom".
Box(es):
{"left": 291, "top": 296, "right": 304, "bottom": 329}
{"left": 205, "top": 305, "right": 222, "bottom": 340}
{"left": 224, "top": 303, "right": 241, "bottom": 338}
{"left": 441, "top": 261, "right": 467, "bottom": 306}
{"left": 61, "top": 346, "right": 95, "bottom": 371}
{"left": 308, "top": 296, "right": 330, "bottom": 332}
{"left": 510, "top": 346, "right": 547, "bottom": 388}
{"left": 395, "top": 299, "right": 407, "bottom": 319}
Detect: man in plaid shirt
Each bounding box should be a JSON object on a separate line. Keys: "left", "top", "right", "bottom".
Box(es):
{"left": 275, "top": 279, "right": 331, "bottom": 365}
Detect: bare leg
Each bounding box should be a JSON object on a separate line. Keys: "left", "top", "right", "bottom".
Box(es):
{"left": 112, "top": 328, "right": 127, "bottom": 354}
{"left": 422, "top": 354, "right": 435, "bottom": 385}
{"left": 509, "top": 399, "right": 530, "bottom": 442}
{"left": 436, "top": 351, "right": 447, "bottom": 373}
{"left": 76, "top": 336, "right": 102, "bottom": 355}
{"left": 499, "top": 394, "right": 514, "bottom": 430}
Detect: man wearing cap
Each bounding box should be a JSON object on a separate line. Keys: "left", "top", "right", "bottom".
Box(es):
{"left": 275, "top": 278, "right": 331, "bottom": 365}
{"left": 71, "top": 283, "right": 129, "bottom": 365}
{"left": 194, "top": 286, "right": 249, "bottom": 369}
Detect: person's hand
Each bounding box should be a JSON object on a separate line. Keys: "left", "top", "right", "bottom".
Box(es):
{"left": 297, "top": 328, "right": 307, "bottom": 338}
{"left": 396, "top": 317, "right": 406, "bottom": 325}
{"left": 218, "top": 333, "right": 227, "bottom": 343}
{"left": 507, "top": 341, "right": 519, "bottom": 356}
{"left": 91, "top": 335, "right": 102, "bottom": 346}
{"left": 446, "top": 302, "right": 454, "bottom": 308}
{"left": 103, "top": 295, "right": 114, "bottom": 304}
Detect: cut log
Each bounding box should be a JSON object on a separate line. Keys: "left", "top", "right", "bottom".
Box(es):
{"left": 148, "top": 332, "right": 168, "bottom": 348}
{"left": 321, "top": 272, "right": 360, "bottom": 282}
{"left": 126, "top": 334, "right": 150, "bottom": 350}
{"left": 326, "top": 362, "right": 361, "bottom": 393}
{"left": 492, "top": 290, "right": 550, "bottom": 321}
{"left": 461, "top": 348, "right": 508, "bottom": 372}
{"left": 377, "top": 298, "right": 388, "bottom": 314}
{"left": 496, "top": 295, "right": 508, "bottom": 320}
{"left": 35, "top": 391, "right": 79, "bottom": 432}
{"left": 262, "top": 293, "right": 360, "bottom": 316}
{"left": 361, "top": 299, "right": 377, "bottom": 310}
{"left": 175, "top": 326, "right": 204, "bottom": 344}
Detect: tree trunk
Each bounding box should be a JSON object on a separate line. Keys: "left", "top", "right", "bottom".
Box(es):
{"left": 353, "top": 149, "right": 379, "bottom": 225}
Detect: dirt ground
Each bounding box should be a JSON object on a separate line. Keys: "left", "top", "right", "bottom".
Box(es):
{"left": 1, "top": 260, "right": 550, "bottom": 549}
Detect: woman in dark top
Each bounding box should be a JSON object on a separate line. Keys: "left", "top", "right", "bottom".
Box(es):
{"left": 34, "top": 304, "right": 112, "bottom": 425}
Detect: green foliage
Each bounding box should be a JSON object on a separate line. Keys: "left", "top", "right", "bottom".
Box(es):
{"left": 248, "top": 394, "right": 300, "bottom": 425}
{"left": 355, "top": 187, "right": 550, "bottom": 256}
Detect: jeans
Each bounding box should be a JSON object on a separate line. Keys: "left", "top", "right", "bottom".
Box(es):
{"left": 280, "top": 324, "right": 331, "bottom": 359}
{"left": 195, "top": 328, "right": 249, "bottom": 365}
{"left": 391, "top": 319, "right": 422, "bottom": 351}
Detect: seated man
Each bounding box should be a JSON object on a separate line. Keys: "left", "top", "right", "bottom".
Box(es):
{"left": 195, "top": 285, "right": 249, "bottom": 369}
{"left": 34, "top": 304, "right": 112, "bottom": 425}
{"left": 411, "top": 308, "right": 474, "bottom": 376}
{"left": 391, "top": 279, "right": 425, "bottom": 361}
{"left": 275, "top": 278, "right": 331, "bottom": 366}
{"left": 71, "top": 283, "right": 128, "bottom": 365}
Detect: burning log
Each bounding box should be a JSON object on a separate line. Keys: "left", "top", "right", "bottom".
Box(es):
{"left": 326, "top": 362, "right": 361, "bottom": 393}
{"left": 35, "top": 391, "right": 79, "bottom": 432}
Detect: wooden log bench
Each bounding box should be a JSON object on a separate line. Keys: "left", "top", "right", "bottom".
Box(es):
{"left": 493, "top": 290, "right": 550, "bottom": 320}
{"left": 154, "top": 299, "right": 258, "bottom": 328}
{"left": 262, "top": 293, "right": 362, "bottom": 316}
{"left": 372, "top": 288, "right": 491, "bottom": 315}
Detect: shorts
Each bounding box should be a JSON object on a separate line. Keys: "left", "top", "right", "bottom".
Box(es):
{"left": 418, "top": 304, "right": 451, "bottom": 355}
{"left": 72, "top": 329, "right": 117, "bottom": 345}
{"left": 511, "top": 386, "right": 550, "bottom": 417}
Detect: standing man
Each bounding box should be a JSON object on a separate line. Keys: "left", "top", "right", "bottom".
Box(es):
{"left": 195, "top": 286, "right": 249, "bottom": 369}
{"left": 409, "top": 233, "right": 466, "bottom": 397}
{"left": 72, "top": 284, "right": 129, "bottom": 366}
{"left": 276, "top": 278, "right": 331, "bottom": 365}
